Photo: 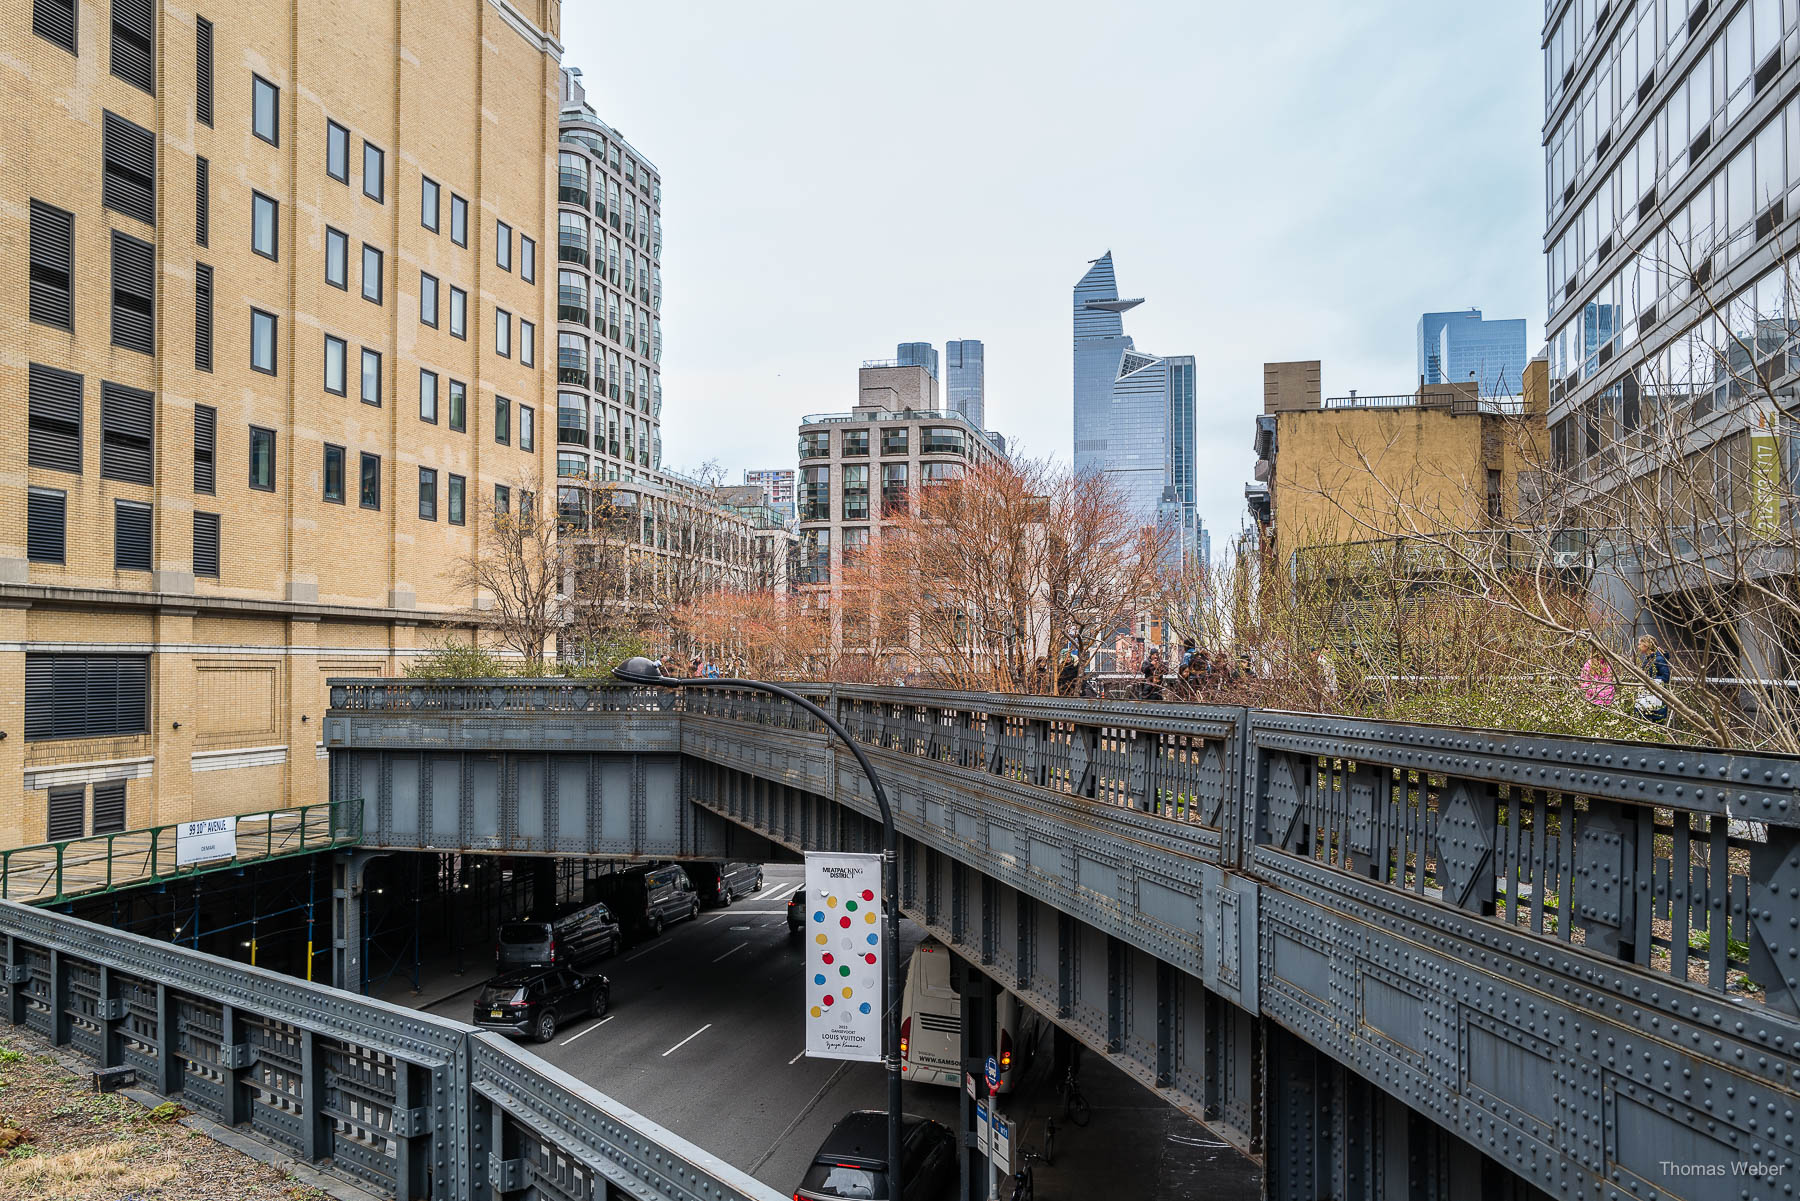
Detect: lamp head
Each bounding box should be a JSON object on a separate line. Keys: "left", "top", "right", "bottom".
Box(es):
{"left": 613, "top": 656, "right": 666, "bottom": 685}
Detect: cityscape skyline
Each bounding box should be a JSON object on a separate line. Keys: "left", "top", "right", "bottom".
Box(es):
{"left": 559, "top": 1, "right": 1544, "bottom": 548}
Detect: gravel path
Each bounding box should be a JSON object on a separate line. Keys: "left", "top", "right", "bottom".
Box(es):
{"left": 0, "top": 1023, "right": 332, "bottom": 1201}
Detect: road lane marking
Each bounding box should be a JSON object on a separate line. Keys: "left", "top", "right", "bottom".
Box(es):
{"left": 720, "top": 909, "right": 787, "bottom": 914}
{"left": 765, "top": 882, "right": 800, "bottom": 900}
{"left": 624, "top": 943, "right": 665, "bottom": 962}
{"left": 661, "top": 1023, "right": 712, "bottom": 1057}
{"left": 751, "top": 1060, "right": 853, "bottom": 1175}
{"left": 788, "top": 1050, "right": 806, "bottom": 1065}
{"left": 558, "top": 1014, "right": 613, "bottom": 1046}
{"left": 712, "top": 942, "right": 747, "bottom": 964}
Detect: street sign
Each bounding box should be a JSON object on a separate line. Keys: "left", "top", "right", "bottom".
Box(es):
{"left": 975, "top": 1102, "right": 1011, "bottom": 1173}
{"left": 984, "top": 1055, "right": 1001, "bottom": 1095}
{"left": 175, "top": 817, "right": 237, "bottom": 867}
{"left": 965, "top": 1072, "right": 977, "bottom": 1100}
{"left": 802, "top": 852, "right": 884, "bottom": 1063}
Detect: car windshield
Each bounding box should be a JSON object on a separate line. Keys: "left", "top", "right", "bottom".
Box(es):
{"left": 499, "top": 923, "right": 547, "bottom": 944}
{"left": 477, "top": 983, "right": 527, "bottom": 1006}
{"left": 799, "top": 1163, "right": 885, "bottom": 1199}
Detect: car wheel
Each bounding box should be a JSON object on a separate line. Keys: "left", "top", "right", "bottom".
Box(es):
{"left": 721, "top": 884, "right": 733, "bottom": 907}
{"left": 533, "top": 1010, "right": 557, "bottom": 1043}
{"left": 755, "top": 873, "right": 764, "bottom": 892}
{"left": 650, "top": 914, "right": 664, "bottom": 937}
{"left": 594, "top": 991, "right": 609, "bottom": 1018}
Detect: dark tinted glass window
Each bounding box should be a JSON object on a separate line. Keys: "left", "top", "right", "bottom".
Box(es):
{"left": 327, "top": 120, "right": 350, "bottom": 182}
{"left": 252, "top": 75, "right": 278, "bottom": 144}
{"left": 323, "top": 444, "right": 345, "bottom": 503}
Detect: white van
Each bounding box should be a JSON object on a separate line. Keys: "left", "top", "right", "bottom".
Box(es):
{"left": 899, "top": 940, "right": 1041, "bottom": 1093}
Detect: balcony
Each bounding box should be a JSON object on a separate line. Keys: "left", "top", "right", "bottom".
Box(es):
{"left": 558, "top": 298, "right": 589, "bottom": 326}
{"left": 558, "top": 241, "right": 589, "bottom": 268}
{"left": 557, "top": 364, "right": 589, "bottom": 389}
{"left": 559, "top": 182, "right": 589, "bottom": 208}
{"left": 558, "top": 411, "right": 589, "bottom": 447}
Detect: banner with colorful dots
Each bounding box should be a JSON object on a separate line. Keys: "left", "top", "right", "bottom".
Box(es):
{"left": 803, "top": 852, "right": 885, "bottom": 1063}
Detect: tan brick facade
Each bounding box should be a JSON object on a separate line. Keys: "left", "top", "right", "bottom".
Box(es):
{"left": 1, "top": 0, "right": 560, "bottom": 846}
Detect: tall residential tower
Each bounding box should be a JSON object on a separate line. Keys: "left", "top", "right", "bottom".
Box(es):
{"left": 1417, "top": 309, "right": 1529, "bottom": 397}
{"left": 946, "top": 339, "right": 985, "bottom": 428}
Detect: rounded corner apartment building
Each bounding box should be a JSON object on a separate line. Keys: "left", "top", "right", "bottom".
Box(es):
{"left": 2, "top": 0, "right": 561, "bottom": 847}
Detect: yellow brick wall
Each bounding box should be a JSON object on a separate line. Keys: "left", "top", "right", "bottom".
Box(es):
{"left": 0, "top": 0, "right": 557, "bottom": 849}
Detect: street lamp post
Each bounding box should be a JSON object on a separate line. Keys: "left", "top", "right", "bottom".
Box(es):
{"left": 611, "top": 657, "right": 905, "bottom": 1201}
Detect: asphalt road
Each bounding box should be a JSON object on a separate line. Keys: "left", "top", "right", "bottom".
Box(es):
{"left": 402, "top": 862, "right": 1260, "bottom": 1199}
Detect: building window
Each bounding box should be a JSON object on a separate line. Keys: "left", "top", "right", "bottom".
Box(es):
{"left": 923, "top": 426, "right": 966, "bottom": 456}
{"left": 194, "top": 263, "right": 214, "bottom": 371}
{"left": 193, "top": 511, "right": 220, "bottom": 577}
{"left": 361, "top": 347, "right": 382, "bottom": 406}
{"left": 420, "top": 272, "right": 439, "bottom": 327}
{"left": 495, "top": 396, "right": 511, "bottom": 445}
{"left": 323, "top": 444, "right": 346, "bottom": 503}
{"left": 248, "top": 425, "right": 275, "bottom": 491}
{"left": 800, "top": 466, "right": 830, "bottom": 521}
{"left": 24, "top": 655, "right": 149, "bottom": 742}
{"left": 195, "top": 157, "right": 209, "bottom": 245}
{"left": 882, "top": 463, "right": 909, "bottom": 514}
{"left": 419, "top": 467, "right": 438, "bottom": 521}
{"left": 325, "top": 227, "right": 348, "bottom": 288}
{"left": 449, "top": 380, "right": 467, "bottom": 432}
{"left": 881, "top": 427, "right": 908, "bottom": 455}
{"left": 494, "top": 484, "right": 510, "bottom": 515}
{"left": 520, "top": 320, "right": 535, "bottom": 367}
{"left": 496, "top": 309, "right": 511, "bottom": 358}
{"left": 520, "top": 405, "right": 535, "bottom": 452}
{"left": 449, "top": 286, "right": 466, "bottom": 338}
{"left": 448, "top": 474, "right": 466, "bottom": 525}
{"left": 102, "top": 111, "right": 156, "bottom": 226}
{"left": 28, "top": 363, "right": 83, "bottom": 476}
{"left": 32, "top": 0, "right": 76, "bottom": 55}
{"left": 360, "top": 453, "right": 381, "bottom": 510}
{"left": 110, "top": 231, "right": 154, "bottom": 354}
{"left": 362, "top": 244, "right": 383, "bottom": 303}
{"left": 842, "top": 429, "right": 869, "bottom": 456}
{"left": 362, "top": 141, "right": 384, "bottom": 201}
{"left": 111, "top": 0, "right": 153, "bottom": 93}
{"left": 251, "top": 191, "right": 278, "bottom": 259}
{"left": 194, "top": 404, "right": 216, "bottom": 493}
{"left": 44, "top": 786, "right": 81, "bottom": 839}
{"left": 114, "top": 500, "right": 152, "bottom": 570}
{"left": 521, "top": 236, "right": 536, "bottom": 283}
{"left": 27, "top": 487, "right": 65, "bottom": 564}
{"left": 421, "top": 176, "right": 440, "bottom": 231}
{"left": 323, "top": 334, "right": 347, "bottom": 395}
{"left": 99, "top": 381, "right": 154, "bottom": 484}
{"left": 842, "top": 464, "right": 869, "bottom": 520}
{"left": 497, "top": 221, "right": 512, "bottom": 270}
{"left": 92, "top": 780, "right": 126, "bottom": 835}
{"left": 327, "top": 119, "right": 350, "bottom": 182}
{"left": 798, "top": 528, "right": 830, "bottom": 584}
{"left": 251, "top": 309, "right": 277, "bottom": 374}
{"left": 451, "top": 194, "right": 468, "bottom": 246}
{"left": 799, "top": 431, "right": 829, "bottom": 459}
{"left": 419, "top": 369, "right": 438, "bottom": 423}
{"left": 195, "top": 17, "right": 213, "bottom": 124}
{"left": 28, "top": 200, "right": 74, "bottom": 330}
{"left": 252, "top": 75, "right": 279, "bottom": 145}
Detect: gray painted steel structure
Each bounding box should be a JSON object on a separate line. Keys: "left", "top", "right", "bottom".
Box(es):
{"left": 321, "top": 679, "right": 1800, "bottom": 1201}
{"left": 0, "top": 891, "right": 781, "bottom": 1201}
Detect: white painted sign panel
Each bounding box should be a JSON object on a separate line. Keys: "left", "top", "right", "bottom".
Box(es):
{"left": 175, "top": 816, "right": 238, "bottom": 866}
{"left": 803, "top": 851, "right": 884, "bottom": 1063}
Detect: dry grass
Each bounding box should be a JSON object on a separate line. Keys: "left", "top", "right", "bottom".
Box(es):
{"left": 0, "top": 1023, "right": 332, "bottom": 1201}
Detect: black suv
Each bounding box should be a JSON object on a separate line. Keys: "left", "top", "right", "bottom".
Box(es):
{"left": 495, "top": 902, "right": 622, "bottom": 971}
{"left": 794, "top": 1111, "right": 956, "bottom": 1201}
{"left": 787, "top": 887, "right": 807, "bottom": 937}
{"left": 473, "top": 967, "right": 609, "bottom": 1043}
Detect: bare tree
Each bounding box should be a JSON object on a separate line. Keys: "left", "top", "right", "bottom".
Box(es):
{"left": 449, "top": 472, "right": 561, "bottom": 672}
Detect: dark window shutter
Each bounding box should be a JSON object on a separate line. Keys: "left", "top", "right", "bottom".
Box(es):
{"left": 195, "top": 17, "right": 214, "bottom": 126}
{"left": 91, "top": 781, "right": 127, "bottom": 834}
{"left": 194, "top": 263, "right": 214, "bottom": 371}
{"left": 114, "top": 501, "right": 151, "bottom": 571}
{"left": 28, "top": 363, "right": 83, "bottom": 474}
{"left": 194, "top": 404, "right": 216, "bottom": 492}
{"left": 46, "top": 787, "right": 86, "bottom": 842}
{"left": 111, "top": 231, "right": 155, "bottom": 354}
{"left": 32, "top": 0, "right": 77, "bottom": 54}
{"left": 193, "top": 511, "right": 220, "bottom": 577}
{"left": 110, "top": 0, "right": 154, "bottom": 93}
{"left": 100, "top": 381, "right": 154, "bottom": 484}
{"left": 102, "top": 111, "right": 156, "bottom": 226}
{"left": 196, "top": 157, "right": 209, "bottom": 246}
{"left": 26, "top": 655, "right": 149, "bottom": 742}
{"left": 28, "top": 200, "right": 74, "bottom": 330}
{"left": 27, "top": 490, "right": 66, "bottom": 564}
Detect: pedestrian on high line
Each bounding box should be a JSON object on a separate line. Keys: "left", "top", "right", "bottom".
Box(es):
{"left": 1579, "top": 651, "right": 1616, "bottom": 707}
{"left": 1635, "top": 635, "right": 1671, "bottom": 724}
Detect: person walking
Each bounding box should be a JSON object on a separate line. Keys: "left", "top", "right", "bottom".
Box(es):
{"left": 1056, "top": 652, "right": 1079, "bottom": 697}
{"left": 1579, "top": 652, "right": 1616, "bottom": 707}
{"left": 1635, "top": 634, "right": 1670, "bottom": 724}
{"left": 1315, "top": 644, "right": 1340, "bottom": 704}
{"left": 1139, "top": 649, "right": 1165, "bottom": 701}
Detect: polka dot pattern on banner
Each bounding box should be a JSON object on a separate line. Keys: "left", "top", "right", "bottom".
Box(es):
{"left": 806, "top": 878, "right": 884, "bottom": 1037}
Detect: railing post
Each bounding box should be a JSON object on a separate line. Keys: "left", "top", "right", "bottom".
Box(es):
{"left": 154, "top": 982, "right": 183, "bottom": 1096}
{"left": 97, "top": 964, "right": 124, "bottom": 1068}
{"left": 3, "top": 935, "right": 26, "bottom": 1026}
{"left": 299, "top": 1027, "right": 328, "bottom": 1162}
{"left": 1751, "top": 824, "right": 1800, "bottom": 1016}
{"left": 392, "top": 1060, "right": 429, "bottom": 1201}
{"left": 219, "top": 1003, "right": 251, "bottom": 1125}
{"left": 1573, "top": 799, "right": 1639, "bottom": 961}
{"left": 1056, "top": 911, "right": 1074, "bottom": 1018}
{"left": 47, "top": 948, "right": 68, "bottom": 1045}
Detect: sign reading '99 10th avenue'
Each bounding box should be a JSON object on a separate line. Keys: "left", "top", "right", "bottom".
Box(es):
{"left": 803, "top": 852, "right": 884, "bottom": 1063}
{"left": 175, "top": 817, "right": 237, "bottom": 866}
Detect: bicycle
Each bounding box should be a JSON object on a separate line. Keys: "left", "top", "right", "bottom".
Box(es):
{"left": 1059, "top": 1063, "right": 1091, "bottom": 1127}
{"left": 1008, "top": 1124, "right": 1054, "bottom": 1201}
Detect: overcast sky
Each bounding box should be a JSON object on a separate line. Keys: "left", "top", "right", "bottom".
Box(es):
{"left": 561, "top": 1, "right": 1546, "bottom": 547}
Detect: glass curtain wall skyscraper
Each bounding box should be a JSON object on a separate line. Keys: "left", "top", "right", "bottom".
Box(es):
{"left": 1417, "top": 309, "right": 1529, "bottom": 397}
{"left": 1072, "top": 252, "right": 1199, "bottom": 562}
{"left": 895, "top": 342, "right": 940, "bottom": 380}
{"left": 946, "top": 339, "right": 985, "bottom": 428}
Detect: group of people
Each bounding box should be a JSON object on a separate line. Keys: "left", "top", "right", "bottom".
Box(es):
{"left": 686, "top": 653, "right": 745, "bottom": 680}
{"left": 1578, "top": 635, "right": 1673, "bottom": 724}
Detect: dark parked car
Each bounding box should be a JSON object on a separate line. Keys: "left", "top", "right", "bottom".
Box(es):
{"left": 495, "top": 901, "right": 621, "bottom": 971}
{"left": 587, "top": 864, "right": 699, "bottom": 941}
{"left": 794, "top": 1111, "right": 956, "bottom": 1201}
{"left": 787, "top": 887, "right": 807, "bottom": 936}
{"left": 686, "top": 861, "right": 764, "bottom": 907}
{"left": 472, "top": 967, "right": 609, "bottom": 1043}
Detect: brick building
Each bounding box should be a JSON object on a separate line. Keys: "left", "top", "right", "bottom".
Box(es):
{"left": 3, "top": 0, "right": 560, "bottom": 845}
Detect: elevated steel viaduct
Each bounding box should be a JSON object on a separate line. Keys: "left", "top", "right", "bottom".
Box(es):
{"left": 2, "top": 678, "right": 1795, "bottom": 1201}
